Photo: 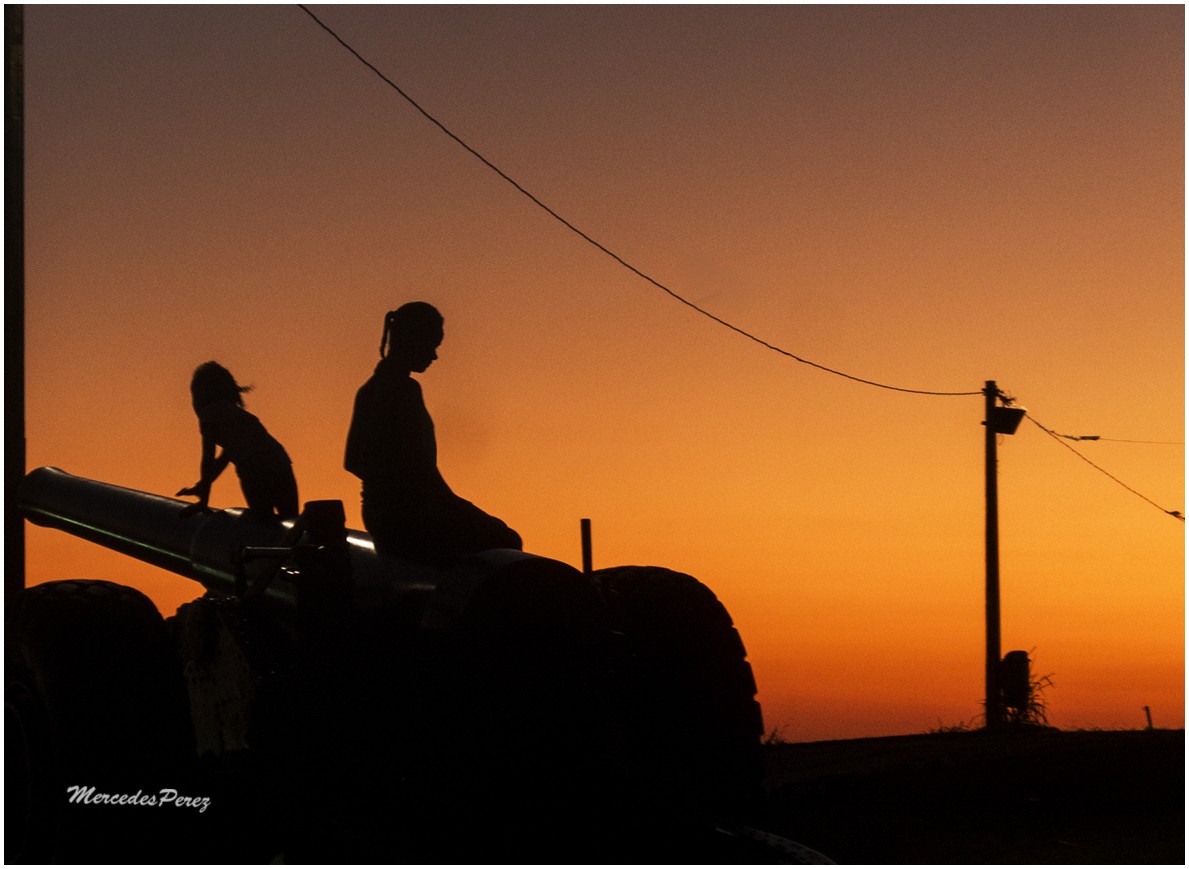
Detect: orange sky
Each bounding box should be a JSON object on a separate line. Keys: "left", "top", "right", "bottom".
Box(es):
{"left": 18, "top": 5, "right": 1184, "bottom": 742}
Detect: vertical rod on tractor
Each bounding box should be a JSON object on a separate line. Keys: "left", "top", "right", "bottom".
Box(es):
{"left": 580, "top": 518, "right": 593, "bottom": 577}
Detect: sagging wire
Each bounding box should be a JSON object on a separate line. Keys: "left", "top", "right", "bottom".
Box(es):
{"left": 298, "top": 7, "right": 1181, "bottom": 525}
{"left": 1046, "top": 433, "right": 1182, "bottom": 445}
{"left": 1024, "top": 412, "right": 1184, "bottom": 522}
{"left": 297, "top": 4, "right": 981, "bottom": 398}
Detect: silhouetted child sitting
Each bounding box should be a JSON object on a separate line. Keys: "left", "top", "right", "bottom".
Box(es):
{"left": 345, "top": 302, "right": 521, "bottom": 564}
{"left": 177, "top": 361, "right": 299, "bottom": 519}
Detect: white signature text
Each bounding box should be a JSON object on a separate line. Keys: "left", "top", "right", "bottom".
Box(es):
{"left": 66, "top": 785, "right": 211, "bottom": 813}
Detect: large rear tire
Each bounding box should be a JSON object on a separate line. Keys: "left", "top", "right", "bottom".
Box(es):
{"left": 5, "top": 580, "right": 190, "bottom": 863}
{"left": 596, "top": 565, "right": 765, "bottom": 824}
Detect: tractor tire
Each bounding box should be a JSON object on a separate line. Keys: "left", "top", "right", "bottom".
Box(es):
{"left": 5, "top": 579, "right": 191, "bottom": 863}
{"left": 596, "top": 565, "right": 765, "bottom": 824}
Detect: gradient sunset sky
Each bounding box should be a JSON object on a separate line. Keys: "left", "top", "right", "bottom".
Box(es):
{"left": 20, "top": 4, "right": 1183, "bottom": 742}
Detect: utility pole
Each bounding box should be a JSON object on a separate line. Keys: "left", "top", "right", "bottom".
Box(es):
{"left": 984, "top": 380, "right": 1003, "bottom": 729}
{"left": 983, "top": 379, "right": 1025, "bottom": 730}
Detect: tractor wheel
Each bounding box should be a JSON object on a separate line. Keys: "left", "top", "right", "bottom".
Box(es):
{"left": 5, "top": 580, "right": 191, "bottom": 863}
{"left": 596, "top": 565, "right": 765, "bottom": 824}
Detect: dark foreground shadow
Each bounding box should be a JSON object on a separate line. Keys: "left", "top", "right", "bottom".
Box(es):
{"left": 759, "top": 728, "right": 1184, "bottom": 864}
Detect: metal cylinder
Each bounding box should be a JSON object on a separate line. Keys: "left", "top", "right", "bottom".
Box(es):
{"left": 17, "top": 467, "right": 416, "bottom": 606}
{"left": 17, "top": 468, "right": 584, "bottom": 629}
{"left": 1000, "top": 650, "right": 1032, "bottom": 710}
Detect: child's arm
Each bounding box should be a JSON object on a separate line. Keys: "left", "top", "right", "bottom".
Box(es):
{"left": 176, "top": 436, "right": 230, "bottom": 506}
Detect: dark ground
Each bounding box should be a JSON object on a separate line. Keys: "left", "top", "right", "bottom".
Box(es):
{"left": 756, "top": 728, "right": 1184, "bottom": 864}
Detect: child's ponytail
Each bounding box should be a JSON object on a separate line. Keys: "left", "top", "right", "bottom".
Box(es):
{"left": 380, "top": 310, "right": 398, "bottom": 358}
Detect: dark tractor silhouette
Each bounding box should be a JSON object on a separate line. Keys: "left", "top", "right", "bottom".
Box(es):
{"left": 9, "top": 467, "right": 778, "bottom": 863}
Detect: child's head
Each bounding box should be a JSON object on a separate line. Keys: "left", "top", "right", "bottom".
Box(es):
{"left": 190, "top": 361, "right": 250, "bottom": 410}
{"left": 380, "top": 302, "right": 444, "bottom": 373}
{"left": 381, "top": 303, "right": 443, "bottom": 353}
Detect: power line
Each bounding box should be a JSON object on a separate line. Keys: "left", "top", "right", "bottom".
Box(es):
{"left": 298, "top": 7, "right": 1182, "bottom": 524}
{"left": 1026, "top": 415, "right": 1185, "bottom": 522}
{"left": 1095, "top": 438, "right": 1184, "bottom": 445}
{"left": 297, "top": 5, "right": 981, "bottom": 398}
{"left": 1046, "top": 433, "right": 1183, "bottom": 445}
